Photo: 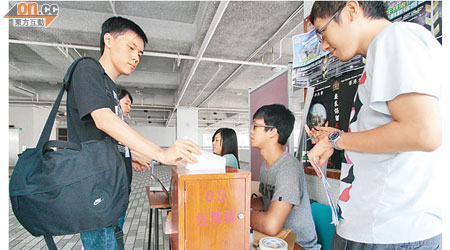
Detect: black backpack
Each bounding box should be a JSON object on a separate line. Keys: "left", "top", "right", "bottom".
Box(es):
{"left": 9, "top": 57, "right": 129, "bottom": 250}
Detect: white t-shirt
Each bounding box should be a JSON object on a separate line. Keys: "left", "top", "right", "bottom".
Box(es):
{"left": 337, "top": 22, "right": 444, "bottom": 244}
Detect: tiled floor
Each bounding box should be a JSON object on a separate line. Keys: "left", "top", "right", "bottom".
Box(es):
{"left": 9, "top": 168, "right": 172, "bottom": 250}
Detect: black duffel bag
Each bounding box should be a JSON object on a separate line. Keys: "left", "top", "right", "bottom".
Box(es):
{"left": 9, "top": 57, "right": 129, "bottom": 250}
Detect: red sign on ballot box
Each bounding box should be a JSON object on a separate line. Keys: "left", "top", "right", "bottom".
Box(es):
{"left": 195, "top": 190, "right": 237, "bottom": 227}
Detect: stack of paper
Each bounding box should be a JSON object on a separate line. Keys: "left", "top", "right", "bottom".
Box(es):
{"left": 186, "top": 150, "right": 226, "bottom": 171}
{"left": 314, "top": 158, "right": 339, "bottom": 226}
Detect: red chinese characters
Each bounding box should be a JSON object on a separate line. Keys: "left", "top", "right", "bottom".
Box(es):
{"left": 195, "top": 190, "right": 235, "bottom": 227}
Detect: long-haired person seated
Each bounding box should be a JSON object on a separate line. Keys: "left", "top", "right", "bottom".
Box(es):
{"left": 212, "top": 128, "right": 240, "bottom": 169}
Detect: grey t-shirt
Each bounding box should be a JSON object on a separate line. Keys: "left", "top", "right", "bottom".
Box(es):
{"left": 259, "top": 152, "right": 320, "bottom": 250}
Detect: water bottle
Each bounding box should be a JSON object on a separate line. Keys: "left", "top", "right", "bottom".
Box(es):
{"left": 250, "top": 226, "right": 254, "bottom": 245}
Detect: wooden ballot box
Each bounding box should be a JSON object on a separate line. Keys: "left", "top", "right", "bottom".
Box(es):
{"left": 169, "top": 166, "right": 251, "bottom": 250}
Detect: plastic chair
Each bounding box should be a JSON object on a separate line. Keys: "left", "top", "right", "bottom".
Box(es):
{"left": 310, "top": 202, "right": 336, "bottom": 250}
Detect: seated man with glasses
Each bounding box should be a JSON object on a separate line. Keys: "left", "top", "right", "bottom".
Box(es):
{"left": 250, "top": 104, "right": 320, "bottom": 250}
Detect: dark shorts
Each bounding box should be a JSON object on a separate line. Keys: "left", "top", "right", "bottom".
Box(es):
{"left": 331, "top": 232, "right": 441, "bottom": 250}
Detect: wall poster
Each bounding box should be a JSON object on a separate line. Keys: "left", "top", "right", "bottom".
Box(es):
{"left": 388, "top": 1, "right": 442, "bottom": 43}
{"left": 299, "top": 69, "right": 363, "bottom": 170}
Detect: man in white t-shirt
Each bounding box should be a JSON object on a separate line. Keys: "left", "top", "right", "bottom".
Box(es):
{"left": 306, "top": 1, "right": 444, "bottom": 249}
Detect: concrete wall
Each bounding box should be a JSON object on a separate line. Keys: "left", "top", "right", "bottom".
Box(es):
{"left": 9, "top": 105, "right": 56, "bottom": 153}
{"left": 176, "top": 107, "right": 198, "bottom": 144}
{"left": 130, "top": 125, "right": 176, "bottom": 148}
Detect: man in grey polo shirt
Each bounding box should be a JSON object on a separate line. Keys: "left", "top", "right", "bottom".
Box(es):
{"left": 250, "top": 104, "right": 320, "bottom": 250}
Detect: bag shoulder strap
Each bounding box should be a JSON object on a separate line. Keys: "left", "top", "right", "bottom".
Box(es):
{"left": 63, "top": 57, "right": 99, "bottom": 91}
{"left": 44, "top": 235, "right": 57, "bottom": 250}
{"left": 113, "top": 222, "right": 125, "bottom": 250}
{"left": 36, "top": 57, "right": 96, "bottom": 148}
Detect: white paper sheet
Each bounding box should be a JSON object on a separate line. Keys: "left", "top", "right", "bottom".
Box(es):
{"left": 313, "top": 158, "right": 340, "bottom": 226}
{"left": 186, "top": 150, "right": 226, "bottom": 171}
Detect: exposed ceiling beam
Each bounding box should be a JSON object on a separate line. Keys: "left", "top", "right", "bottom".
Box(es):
{"left": 26, "top": 45, "right": 74, "bottom": 74}
{"left": 197, "top": 3, "right": 304, "bottom": 107}
{"left": 43, "top": 7, "right": 196, "bottom": 43}
{"left": 204, "top": 112, "right": 242, "bottom": 129}
{"left": 9, "top": 62, "right": 63, "bottom": 83}
{"left": 165, "top": 1, "right": 229, "bottom": 127}
{"left": 109, "top": 0, "right": 117, "bottom": 16}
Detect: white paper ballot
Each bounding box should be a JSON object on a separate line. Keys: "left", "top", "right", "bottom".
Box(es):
{"left": 149, "top": 186, "right": 163, "bottom": 191}
{"left": 313, "top": 158, "right": 340, "bottom": 226}
{"left": 186, "top": 150, "right": 226, "bottom": 171}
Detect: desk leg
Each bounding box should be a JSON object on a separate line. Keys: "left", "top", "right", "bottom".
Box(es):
{"left": 148, "top": 209, "right": 153, "bottom": 250}
{"left": 154, "top": 208, "right": 159, "bottom": 250}
{"left": 168, "top": 211, "right": 171, "bottom": 250}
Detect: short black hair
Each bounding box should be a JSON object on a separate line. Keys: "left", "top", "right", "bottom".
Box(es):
{"left": 253, "top": 104, "right": 295, "bottom": 145}
{"left": 310, "top": 1, "right": 388, "bottom": 26}
{"left": 117, "top": 87, "right": 133, "bottom": 103}
{"left": 100, "top": 16, "right": 148, "bottom": 55}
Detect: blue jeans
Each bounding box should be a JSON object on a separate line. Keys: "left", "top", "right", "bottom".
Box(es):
{"left": 80, "top": 214, "right": 125, "bottom": 250}
{"left": 331, "top": 232, "right": 441, "bottom": 250}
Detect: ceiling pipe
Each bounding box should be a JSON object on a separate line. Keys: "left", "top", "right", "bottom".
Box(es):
{"left": 9, "top": 58, "right": 20, "bottom": 71}
{"left": 72, "top": 47, "right": 83, "bottom": 58}
{"left": 9, "top": 99, "right": 251, "bottom": 114}
{"left": 200, "top": 57, "right": 286, "bottom": 68}
{"left": 10, "top": 84, "right": 34, "bottom": 98}
{"left": 271, "top": 19, "right": 305, "bottom": 65}
{"left": 9, "top": 63, "right": 20, "bottom": 72}
{"left": 204, "top": 112, "right": 240, "bottom": 129}
{"left": 197, "top": 3, "right": 304, "bottom": 107}
{"left": 199, "top": 107, "right": 247, "bottom": 113}
{"left": 10, "top": 82, "right": 39, "bottom": 102}
{"left": 175, "top": 0, "right": 228, "bottom": 106}
{"left": 56, "top": 43, "right": 70, "bottom": 57}
{"left": 129, "top": 117, "right": 167, "bottom": 122}
{"left": 109, "top": 0, "right": 117, "bottom": 16}
{"left": 189, "top": 64, "right": 223, "bottom": 107}
{"left": 165, "top": 1, "right": 229, "bottom": 127}
{"left": 9, "top": 39, "right": 285, "bottom": 68}
{"left": 271, "top": 39, "right": 283, "bottom": 64}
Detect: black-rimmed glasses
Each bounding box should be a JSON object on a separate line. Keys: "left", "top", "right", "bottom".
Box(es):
{"left": 316, "top": 5, "right": 345, "bottom": 42}
{"left": 251, "top": 124, "right": 275, "bottom": 130}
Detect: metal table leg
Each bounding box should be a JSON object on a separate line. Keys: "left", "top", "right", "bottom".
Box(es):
{"left": 148, "top": 208, "right": 153, "bottom": 250}
{"left": 154, "top": 208, "right": 159, "bottom": 249}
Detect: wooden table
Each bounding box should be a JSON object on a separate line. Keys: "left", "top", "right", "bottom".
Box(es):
{"left": 251, "top": 229, "right": 305, "bottom": 250}
{"left": 170, "top": 233, "right": 304, "bottom": 250}
{"left": 145, "top": 186, "right": 171, "bottom": 250}
{"left": 251, "top": 243, "right": 304, "bottom": 250}
{"left": 170, "top": 234, "right": 177, "bottom": 250}
{"left": 294, "top": 243, "right": 306, "bottom": 250}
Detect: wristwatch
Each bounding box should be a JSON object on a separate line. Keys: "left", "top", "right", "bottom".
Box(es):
{"left": 328, "top": 131, "right": 343, "bottom": 150}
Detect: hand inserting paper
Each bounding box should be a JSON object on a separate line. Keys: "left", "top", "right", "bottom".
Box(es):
{"left": 186, "top": 150, "right": 226, "bottom": 171}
